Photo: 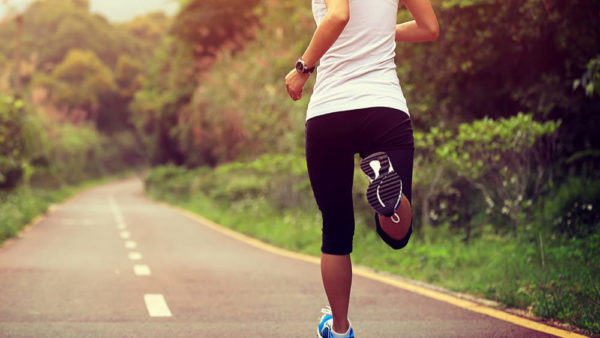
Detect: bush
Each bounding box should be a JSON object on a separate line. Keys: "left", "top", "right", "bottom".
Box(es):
{"left": 536, "top": 177, "right": 600, "bottom": 238}
{"left": 145, "top": 164, "right": 200, "bottom": 200}
{"left": 413, "top": 113, "right": 560, "bottom": 237}
{"left": 0, "top": 95, "right": 29, "bottom": 189}
{"left": 146, "top": 153, "right": 314, "bottom": 210}
{"left": 0, "top": 188, "right": 47, "bottom": 242}
{"left": 2, "top": 92, "right": 144, "bottom": 191}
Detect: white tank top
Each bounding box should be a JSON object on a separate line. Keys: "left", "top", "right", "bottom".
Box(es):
{"left": 307, "top": 0, "right": 409, "bottom": 121}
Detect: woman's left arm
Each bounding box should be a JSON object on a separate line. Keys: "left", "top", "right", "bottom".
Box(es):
{"left": 395, "top": 0, "right": 439, "bottom": 42}
{"left": 285, "top": 0, "right": 350, "bottom": 101}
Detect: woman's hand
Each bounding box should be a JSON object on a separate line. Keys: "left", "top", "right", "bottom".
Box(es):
{"left": 285, "top": 69, "right": 310, "bottom": 101}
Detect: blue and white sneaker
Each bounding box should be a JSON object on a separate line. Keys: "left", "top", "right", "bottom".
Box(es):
{"left": 317, "top": 306, "right": 355, "bottom": 338}
{"left": 360, "top": 152, "right": 403, "bottom": 218}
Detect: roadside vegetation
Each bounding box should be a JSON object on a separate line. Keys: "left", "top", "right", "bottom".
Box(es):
{"left": 0, "top": 0, "right": 153, "bottom": 243}
{"left": 139, "top": 0, "right": 599, "bottom": 334}
{"left": 145, "top": 129, "right": 599, "bottom": 335}
{"left": 0, "top": 92, "right": 143, "bottom": 243}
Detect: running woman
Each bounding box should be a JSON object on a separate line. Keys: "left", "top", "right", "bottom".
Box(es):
{"left": 285, "top": 0, "right": 439, "bottom": 337}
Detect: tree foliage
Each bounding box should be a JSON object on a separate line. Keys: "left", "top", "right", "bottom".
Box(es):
{"left": 171, "top": 0, "right": 259, "bottom": 63}
{"left": 399, "top": 0, "right": 600, "bottom": 124}
{"left": 574, "top": 56, "right": 600, "bottom": 98}
{"left": 1, "top": 1, "right": 107, "bottom": 69}
{"left": 131, "top": 0, "right": 263, "bottom": 165}
{"left": 0, "top": 92, "right": 144, "bottom": 191}
{"left": 0, "top": 0, "right": 165, "bottom": 71}
{"left": 0, "top": 0, "right": 170, "bottom": 132}
{"left": 39, "top": 49, "right": 116, "bottom": 119}
{"left": 396, "top": 0, "right": 600, "bottom": 181}
{"left": 119, "top": 11, "right": 171, "bottom": 59}
{"left": 0, "top": 0, "right": 156, "bottom": 192}
{"left": 130, "top": 37, "right": 197, "bottom": 165}
{"left": 173, "top": 0, "right": 313, "bottom": 166}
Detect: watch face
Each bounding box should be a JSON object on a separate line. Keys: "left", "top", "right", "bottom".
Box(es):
{"left": 296, "top": 61, "right": 304, "bottom": 73}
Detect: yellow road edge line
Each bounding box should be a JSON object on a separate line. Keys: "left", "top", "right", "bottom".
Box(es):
{"left": 163, "top": 203, "right": 586, "bottom": 338}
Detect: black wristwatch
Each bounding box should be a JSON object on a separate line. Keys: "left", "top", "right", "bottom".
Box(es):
{"left": 295, "top": 58, "right": 315, "bottom": 74}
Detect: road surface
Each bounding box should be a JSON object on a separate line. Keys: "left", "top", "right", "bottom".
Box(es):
{"left": 0, "top": 178, "right": 561, "bottom": 337}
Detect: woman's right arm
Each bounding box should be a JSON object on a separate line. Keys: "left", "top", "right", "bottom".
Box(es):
{"left": 285, "top": 0, "right": 349, "bottom": 101}
{"left": 395, "top": 0, "right": 439, "bottom": 42}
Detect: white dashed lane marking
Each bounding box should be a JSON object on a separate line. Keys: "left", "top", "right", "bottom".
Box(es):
{"left": 110, "top": 195, "right": 170, "bottom": 317}
{"left": 128, "top": 252, "right": 143, "bottom": 261}
{"left": 61, "top": 218, "right": 94, "bottom": 226}
{"left": 108, "top": 195, "right": 124, "bottom": 222}
{"left": 144, "top": 294, "right": 172, "bottom": 317}
{"left": 134, "top": 265, "right": 151, "bottom": 276}
{"left": 125, "top": 240, "right": 137, "bottom": 249}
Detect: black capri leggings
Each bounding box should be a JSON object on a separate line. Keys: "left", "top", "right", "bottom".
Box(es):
{"left": 305, "top": 106, "right": 414, "bottom": 255}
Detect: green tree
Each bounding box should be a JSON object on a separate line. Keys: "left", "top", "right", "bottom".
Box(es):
{"left": 0, "top": 0, "right": 150, "bottom": 74}
{"left": 92, "top": 55, "right": 144, "bottom": 133}
{"left": 163, "top": 0, "right": 313, "bottom": 166}
{"left": 130, "top": 37, "right": 196, "bottom": 165}
{"left": 115, "top": 54, "right": 143, "bottom": 99}
{"left": 171, "top": 0, "right": 259, "bottom": 63}
{"left": 131, "top": 0, "right": 262, "bottom": 166}
{"left": 40, "top": 49, "right": 116, "bottom": 120}
{"left": 121, "top": 11, "right": 170, "bottom": 47}
{"left": 399, "top": 0, "right": 600, "bottom": 125}
{"left": 68, "top": 0, "right": 90, "bottom": 10}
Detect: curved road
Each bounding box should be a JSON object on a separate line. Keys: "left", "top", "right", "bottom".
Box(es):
{"left": 0, "top": 178, "right": 565, "bottom": 337}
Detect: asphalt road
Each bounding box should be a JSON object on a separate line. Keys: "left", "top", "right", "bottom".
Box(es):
{"left": 0, "top": 178, "right": 559, "bottom": 337}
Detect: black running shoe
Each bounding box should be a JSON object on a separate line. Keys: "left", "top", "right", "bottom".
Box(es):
{"left": 361, "top": 152, "right": 403, "bottom": 217}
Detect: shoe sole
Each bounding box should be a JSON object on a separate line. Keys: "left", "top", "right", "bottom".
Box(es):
{"left": 366, "top": 171, "right": 402, "bottom": 217}
{"left": 361, "top": 152, "right": 403, "bottom": 217}
{"left": 360, "top": 151, "right": 390, "bottom": 182}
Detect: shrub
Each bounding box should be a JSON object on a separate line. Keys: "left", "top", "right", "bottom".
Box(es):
{"left": 537, "top": 177, "right": 600, "bottom": 238}
{"left": 0, "top": 95, "right": 28, "bottom": 189}
{"left": 415, "top": 113, "right": 560, "bottom": 236}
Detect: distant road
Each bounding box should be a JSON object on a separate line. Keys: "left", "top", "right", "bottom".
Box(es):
{"left": 0, "top": 178, "right": 566, "bottom": 337}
